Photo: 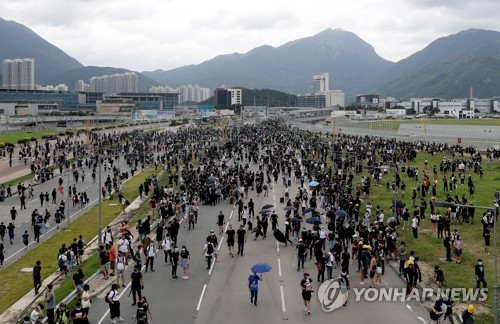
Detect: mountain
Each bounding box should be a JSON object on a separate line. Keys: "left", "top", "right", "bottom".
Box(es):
{"left": 0, "top": 18, "right": 159, "bottom": 91}
{"left": 0, "top": 17, "right": 83, "bottom": 84}
{"left": 374, "top": 29, "right": 500, "bottom": 99}
{"left": 143, "top": 29, "right": 394, "bottom": 98}
{"left": 46, "top": 66, "right": 160, "bottom": 92}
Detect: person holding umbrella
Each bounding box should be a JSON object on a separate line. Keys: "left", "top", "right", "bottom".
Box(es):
{"left": 248, "top": 271, "right": 261, "bottom": 306}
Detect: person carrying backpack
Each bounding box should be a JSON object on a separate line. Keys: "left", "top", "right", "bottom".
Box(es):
{"left": 204, "top": 238, "right": 214, "bottom": 270}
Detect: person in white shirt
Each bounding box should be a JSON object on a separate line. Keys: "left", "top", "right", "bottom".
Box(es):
{"left": 117, "top": 235, "right": 130, "bottom": 264}
{"left": 318, "top": 226, "right": 327, "bottom": 250}
{"left": 162, "top": 234, "right": 172, "bottom": 264}
{"left": 115, "top": 252, "right": 126, "bottom": 287}
{"left": 145, "top": 242, "right": 156, "bottom": 272}
{"left": 104, "top": 227, "right": 113, "bottom": 250}
{"left": 378, "top": 210, "right": 385, "bottom": 224}
{"left": 412, "top": 216, "right": 419, "bottom": 239}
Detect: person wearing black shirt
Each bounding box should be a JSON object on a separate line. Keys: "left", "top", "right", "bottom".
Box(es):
{"left": 33, "top": 260, "right": 42, "bottom": 294}
{"left": 443, "top": 235, "right": 452, "bottom": 262}
{"left": 475, "top": 259, "right": 487, "bottom": 289}
{"left": 73, "top": 268, "right": 85, "bottom": 295}
{"left": 225, "top": 224, "right": 236, "bottom": 257}
{"left": 130, "top": 265, "right": 144, "bottom": 305}
{"left": 236, "top": 225, "right": 246, "bottom": 256}
{"left": 171, "top": 246, "right": 179, "bottom": 279}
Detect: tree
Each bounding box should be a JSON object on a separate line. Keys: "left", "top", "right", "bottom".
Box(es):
{"left": 406, "top": 108, "right": 416, "bottom": 115}
{"left": 422, "top": 106, "right": 440, "bottom": 117}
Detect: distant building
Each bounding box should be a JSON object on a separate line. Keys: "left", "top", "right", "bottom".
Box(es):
{"left": 2, "top": 58, "right": 35, "bottom": 90}
{"left": 96, "top": 98, "right": 136, "bottom": 116}
{"left": 90, "top": 72, "right": 138, "bottom": 94}
{"left": 356, "top": 94, "right": 379, "bottom": 108}
{"left": 103, "top": 92, "right": 179, "bottom": 110}
{"left": 75, "top": 80, "right": 90, "bottom": 92}
{"left": 214, "top": 87, "right": 242, "bottom": 107}
{"left": 36, "top": 84, "right": 69, "bottom": 92}
{"left": 150, "top": 84, "right": 211, "bottom": 103}
{"left": 298, "top": 73, "right": 345, "bottom": 108}
{"left": 0, "top": 102, "right": 58, "bottom": 116}
{"left": 313, "top": 73, "right": 329, "bottom": 93}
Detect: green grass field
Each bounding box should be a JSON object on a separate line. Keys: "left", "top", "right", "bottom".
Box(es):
{"left": 0, "top": 129, "right": 63, "bottom": 144}
{"left": 325, "top": 149, "right": 499, "bottom": 323}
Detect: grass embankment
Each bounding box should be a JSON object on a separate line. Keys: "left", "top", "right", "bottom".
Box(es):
{"left": 0, "top": 130, "right": 60, "bottom": 144}
{"left": 321, "top": 149, "right": 499, "bottom": 323}
{"left": 0, "top": 165, "right": 163, "bottom": 313}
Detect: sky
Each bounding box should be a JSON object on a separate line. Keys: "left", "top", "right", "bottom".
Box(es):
{"left": 1, "top": 0, "right": 499, "bottom": 72}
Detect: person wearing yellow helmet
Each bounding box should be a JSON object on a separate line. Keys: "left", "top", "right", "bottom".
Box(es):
{"left": 461, "top": 304, "right": 475, "bottom": 324}
{"left": 403, "top": 259, "right": 416, "bottom": 297}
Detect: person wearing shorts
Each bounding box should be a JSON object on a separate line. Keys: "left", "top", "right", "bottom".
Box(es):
{"left": 300, "top": 273, "right": 313, "bottom": 315}
{"left": 180, "top": 245, "right": 190, "bottom": 279}
{"left": 116, "top": 252, "right": 126, "bottom": 287}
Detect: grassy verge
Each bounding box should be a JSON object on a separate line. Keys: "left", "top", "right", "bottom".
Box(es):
{"left": 346, "top": 150, "right": 499, "bottom": 323}
{"left": 0, "top": 165, "right": 162, "bottom": 313}
{"left": 3, "top": 172, "right": 36, "bottom": 187}
{"left": 0, "top": 130, "right": 60, "bottom": 144}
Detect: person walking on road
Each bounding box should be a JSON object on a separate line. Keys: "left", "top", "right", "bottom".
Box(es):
{"left": 22, "top": 230, "right": 29, "bottom": 250}
{"left": 131, "top": 265, "right": 144, "bottom": 306}
{"left": 300, "top": 273, "right": 314, "bottom": 316}
{"left": 115, "top": 252, "right": 126, "bottom": 288}
{"left": 203, "top": 238, "right": 214, "bottom": 270}
{"left": 226, "top": 224, "right": 236, "bottom": 257}
{"left": 171, "top": 246, "right": 180, "bottom": 279}
{"left": 180, "top": 245, "right": 190, "bottom": 279}
{"left": 106, "top": 283, "right": 124, "bottom": 323}
{"left": 248, "top": 271, "right": 261, "bottom": 306}
{"left": 237, "top": 225, "right": 246, "bottom": 256}
{"left": 145, "top": 241, "right": 156, "bottom": 272}
{"left": 10, "top": 207, "right": 18, "bottom": 225}
{"left": 217, "top": 211, "right": 225, "bottom": 235}
{"left": 162, "top": 234, "right": 172, "bottom": 264}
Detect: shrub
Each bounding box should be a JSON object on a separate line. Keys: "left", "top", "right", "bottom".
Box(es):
{"left": 58, "top": 132, "right": 66, "bottom": 136}
{"left": 0, "top": 143, "right": 5, "bottom": 148}
{"left": 65, "top": 131, "right": 74, "bottom": 135}
{"left": 30, "top": 137, "right": 37, "bottom": 141}
{"left": 17, "top": 138, "right": 27, "bottom": 144}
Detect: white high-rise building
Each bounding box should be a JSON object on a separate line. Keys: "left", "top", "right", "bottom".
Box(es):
{"left": 2, "top": 58, "right": 35, "bottom": 90}
{"left": 75, "top": 80, "right": 90, "bottom": 92}
{"left": 150, "top": 84, "right": 211, "bottom": 103}
{"left": 90, "top": 72, "right": 138, "bottom": 93}
{"left": 313, "top": 73, "right": 329, "bottom": 93}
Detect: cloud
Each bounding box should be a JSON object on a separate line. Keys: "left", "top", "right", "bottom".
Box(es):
{"left": 1, "top": 0, "right": 500, "bottom": 71}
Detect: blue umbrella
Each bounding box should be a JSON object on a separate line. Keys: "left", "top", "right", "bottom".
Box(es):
{"left": 303, "top": 207, "right": 316, "bottom": 214}
{"left": 283, "top": 206, "right": 296, "bottom": 211}
{"left": 306, "top": 216, "right": 322, "bottom": 224}
{"left": 251, "top": 263, "right": 272, "bottom": 273}
{"left": 309, "top": 181, "right": 319, "bottom": 187}
{"left": 334, "top": 210, "right": 347, "bottom": 218}
{"left": 288, "top": 217, "right": 302, "bottom": 223}
{"left": 258, "top": 208, "right": 272, "bottom": 215}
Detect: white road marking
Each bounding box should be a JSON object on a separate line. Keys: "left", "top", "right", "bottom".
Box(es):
{"left": 4, "top": 196, "right": 99, "bottom": 262}
{"left": 97, "top": 281, "right": 131, "bottom": 324}
{"left": 280, "top": 285, "right": 286, "bottom": 313}
{"left": 196, "top": 284, "right": 207, "bottom": 311}
{"left": 276, "top": 240, "right": 279, "bottom": 253}
{"left": 278, "top": 258, "right": 282, "bottom": 277}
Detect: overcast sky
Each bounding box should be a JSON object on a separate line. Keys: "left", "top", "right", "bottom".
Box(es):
{"left": 1, "top": 0, "right": 499, "bottom": 72}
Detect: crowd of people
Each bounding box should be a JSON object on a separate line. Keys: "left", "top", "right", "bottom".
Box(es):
{"left": 5, "top": 118, "right": 499, "bottom": 323}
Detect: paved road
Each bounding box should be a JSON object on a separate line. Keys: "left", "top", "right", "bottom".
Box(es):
{"left": 0, "top": 155, "right": 132, "bottom": 268}
{"left": 86, "top": 155, "right": 433, "bottom": 324}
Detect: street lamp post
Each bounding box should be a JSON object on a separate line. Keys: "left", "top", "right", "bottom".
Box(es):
{"left": 434, "top": 201, "right": 498, "bottom": 324}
